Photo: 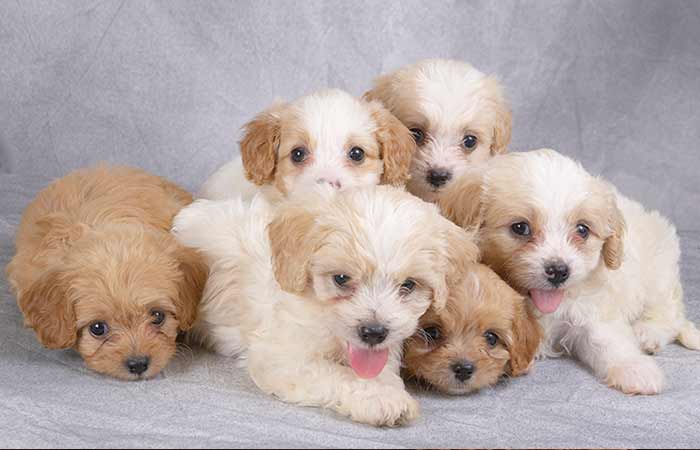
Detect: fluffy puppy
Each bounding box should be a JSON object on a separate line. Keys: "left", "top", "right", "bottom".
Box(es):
{"left": 199, "top": 88, "right": 416, "bottom": 201}
{"left": 6, "top": 167, "right": 207, "bottom": 381}
{"left": 173, "top": 186, "right": 478, "bottom": 426}
{"left": 404, "top": 263, "right": 541, "bottom": 395}
{"left": 365, "top": 58, "right": 511, "bottom": 203}
{"left": 440, "top": 149, "right": 700, "bottom": 395}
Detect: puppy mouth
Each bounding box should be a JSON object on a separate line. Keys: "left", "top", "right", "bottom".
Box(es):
{"left": 347, "top": 343, "right": 389, "bottom": 379}
{"left": 529, "top": 288, "right": 566, "bottom": 314}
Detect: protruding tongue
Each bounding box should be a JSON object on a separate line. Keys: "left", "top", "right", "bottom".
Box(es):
{"left": 348, "top": 343, "right": 389, "bottom": 379}
{"left": 529, "top": 289, "right": 565, "bottom": 314}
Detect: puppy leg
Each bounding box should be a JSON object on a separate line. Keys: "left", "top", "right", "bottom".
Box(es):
{"left": 566, "top": 320, "right": 665, "bottom": 395}
{"left": 248, "top": 352, "right": 418, "bottom": 427}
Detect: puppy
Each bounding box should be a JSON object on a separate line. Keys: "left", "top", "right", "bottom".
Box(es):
{"left": 6, "top": 166, "right": 207, "bottom": 381}
{"left": 199, "top": 88, "right": 416, "bottom": 201}
{"left": 173, "top": 186, "right": 478, "bottom": 426}
{"left": 440, "top": 149, "right": 700, "bottom": 395}
{"left": 365, "top": 58, "right": 511, "bottom": 203}
{"left": 404, "top": 263, "right": 541, "bottom": 395}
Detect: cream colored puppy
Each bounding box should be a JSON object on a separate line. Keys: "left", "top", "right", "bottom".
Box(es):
{"left": 199, "top": 88, "right": 415, "bottom": 201}
{"left": 173, "top": 186, "right": 477, "bottom": 426}
{"left": 365, "top": 59, "right": 511, "bottom": 203}
{"left": 440, "top": 149, "right": 700, "bottom": 395}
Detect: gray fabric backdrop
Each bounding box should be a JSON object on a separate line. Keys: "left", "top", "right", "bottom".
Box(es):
{"left": 1, "top": 1, "right": 699, "bottom": 448}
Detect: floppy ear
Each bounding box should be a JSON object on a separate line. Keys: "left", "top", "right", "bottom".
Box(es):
{"left": 433, "top": 221, "right": 480, "bottom": 311}
{"left": 438, "top": 171, "right": 484, "bottom": 230}
{"left": 602, "top": 199, "right": 626, "bottom": 270}
{"left": 484, "top": 77, "right": 512, "bottom": 155}
{"left": 240, "top": 103, "right": 285, "bottom": 186}
{"left": 173, "top": 246, "right": 208, "bottom": 331}
{"left": 368, "top": 101, "right": 416, "bottom": 186}
{"left": 267, "top": 206, "right": 317, "bottom": 294}
{"left": 506, "top": 298, "right": 542, "bottom": 377}
{"left": 18, "top": 269, "right": 77, "bottom": 349}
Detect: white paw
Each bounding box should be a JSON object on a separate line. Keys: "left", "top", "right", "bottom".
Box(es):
{"left": 605, "top": 357, "right": 665, "bottom": 395}
{"left": 347, "top": 385, "right": 420, "bottom": 427}
{"left": 633, "top": 322, "right": 674, "bottom": 354}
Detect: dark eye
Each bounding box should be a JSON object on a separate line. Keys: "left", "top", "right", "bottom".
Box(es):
{"left": 348, "top": 147, "right": 365, "bottom": 163}
{"left": 399, "top": 279, "right": 416, "bottom": 295}
{"left": 409, "top": 128, "right": 425, "bottom": 145}
{"left": 291, "top": 147, "right": 309, "bottom": 164}
{"left": 89, "top": 321, "right": 109, "bottom": 338}
{"left": 151, "top": 310, "right": 166, "bottom": 326}
{"left": 484, "top": 331, "right": 499, "bottom": 347}
{"left": 462, "top": 134, "right": 478, "bottom": 149}
{"left": 421, "top": 326, "right": 441, "bottom": 342}
{"left": 576, "top": 223, "right": 590, "bottom": 239}
{"left": 333, "top": 274, "right": 351, "bottom": 287}
{"left": 511, "top": 221, "right": 531, "bottom": 237}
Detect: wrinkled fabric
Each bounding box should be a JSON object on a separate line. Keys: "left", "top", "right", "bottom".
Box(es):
{"left": 1, "top": 1, "right": 699, "bottom": 448}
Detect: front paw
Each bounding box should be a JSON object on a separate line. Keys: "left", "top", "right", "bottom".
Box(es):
{"left": 347, "top": 385, "right": 420, "bottom": 427}
{"left": 605, "top": 357, "right": 665, "bottom": 395}
{"left": 633, "top": 322, "right": 672, "bottom": 354}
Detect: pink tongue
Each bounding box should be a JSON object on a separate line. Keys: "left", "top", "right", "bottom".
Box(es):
{"left": 348, "top": 344, "right": 389, "bottom": 379}
{"left": 529, "top": 289, "right": 565, "bottom": 314}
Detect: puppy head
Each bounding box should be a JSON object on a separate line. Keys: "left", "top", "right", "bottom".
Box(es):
{"left": 18, "top": 224, "right": 205, "bottom": 380}
{"left": 404, "top": 264, "right": 541, "bottom": 394}
{"left": 240, "top": 89, "right": 415, "bottom": 195}
{"left": 365, "top": 59, "right": 511, "bottom": 203}
{"left": 268, "top": 185, "right": 478, "bottom": 379}
{"left": 440, "top": 149, "right": 626, "bottom": 315}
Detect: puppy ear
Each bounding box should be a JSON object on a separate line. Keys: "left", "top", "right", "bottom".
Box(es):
{"left": 240, "top": 103, "right": 285, "bottom": 186}
{"left": 18, "top": 269, "right": 77, "bottom": 349}
{"left": 602, "top": 199, "right": 626, "bottom": 270}
{"left": 484, "top": 77, "right": 512, "bottom": 155}
{"left": 433, "top": 222, "right": 480, "bottom": 311}
{"left": 438, "top": 171, "right": 484, "bottom": 229}
{"left": 173, "top": 246, "right": 207, "bottom": 331}
{"left": 368, "top": 101, "right": 416, "bottom": 186}
{"left": 506, "top": 297, "right": 542, "bottom": 377}
{"left": 268, "top": 206, "right": 317, "bottom": 294}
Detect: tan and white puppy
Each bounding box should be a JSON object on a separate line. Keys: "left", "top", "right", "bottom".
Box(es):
{"left": 365, "top": 59, "right": 511, "bottom": 203}
{"left": 440, "top": 149, "right": 700, "bottom": 395}
{"left": 199, "top": 88, "right": 415, "bottom": 201}
{"left": 173, "top": 186, "right": 477, "bottom": 426}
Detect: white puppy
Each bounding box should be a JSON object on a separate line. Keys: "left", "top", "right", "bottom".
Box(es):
{"left": 440, "top": 149, "right": 700, "bottom": 395}
{"left": 365, "top": 59, "right": 511, "bottom": 203}
{"left": 199, "top": 88, "right": 415, "bottom": 201}
{"left": 173, "top": 186, "right": 477, "bottom": 426}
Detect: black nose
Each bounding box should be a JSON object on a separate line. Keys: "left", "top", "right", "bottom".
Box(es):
{"left": 545, "top": 260, "right": 570, "bottom": 287}
{"left": 427, "top": 169, "right": 452, "bottom": 188}
{"left": 358, "top": 324, "right": 388, "bottom": 346}
{"left": 451, "top": 361, "right": 476, "bottom": 382}
{"left": 126, "top": 357, "right": 150, "bottom": 375}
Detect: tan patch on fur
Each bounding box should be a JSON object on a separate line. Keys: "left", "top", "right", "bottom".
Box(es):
{"left": 367, "top": 100, "right": 416, "bottom": 186}
{"left": 240, "top": 103, "right": 286, "bottom": 186}
{"left": 268, "top": 206, "right": 318, "bottom": 294}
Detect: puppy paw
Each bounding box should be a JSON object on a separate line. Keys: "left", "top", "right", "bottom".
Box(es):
{"left": 347, "top": 385, "right": 420, "bottom": 427}
{"left": 605, "top": 357, "right": 665, "bottom": 395}
{"left": 633, "top": 321, "right": 674, "bottom": 354}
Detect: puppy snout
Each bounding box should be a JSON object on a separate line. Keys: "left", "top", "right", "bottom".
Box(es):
{"left": 426, "top": 168, "right": 452, "bottom": 188}
{"left": 126, "top": 356, "right": 150, "bottom": 376}
{"left": 358, "top": 323, "right": 388, "bottom": 346}
{"left": 451, "top": 360, "right": 475, "bottom": 382}
{"left": 316, "top": 178, "right": 342, "bottom": 189}
{"left": 544, "top": 260, "right": 570, "bottom": 287}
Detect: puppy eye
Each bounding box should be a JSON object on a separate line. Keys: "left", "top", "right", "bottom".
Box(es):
{"left": 420, "top": 326, "right": 442, "bottom": 343}
{"left": 291, "top": 147, "right": 309, "bottom": 165}
{"left": 348, "top": 147, "right": 365, "bottom": 164}
{"left": 151, "top": 310, "right": 166, "bottom": 326}
{"left": 462, "top": 134, "right": 478, "bottom": 150}
{"left": 511, "top": 221, "right": 531, "bottom": 237}
{"left": 409, "top": 128, "right": 425, "bottom": 145}
{"left": 89, "top": 321, "right": 109, "bottom": 338}
{"left": 576, "top": 223, "right": 590, "bottom": 239}
{"left": 484, "top": 330, "right": 499, "bottom": 347}
{"left": 399, "top": 279, "right": 417, "bottom": 296}
{"left": 333, "top": 274, "right": 351, "bottom": 288}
